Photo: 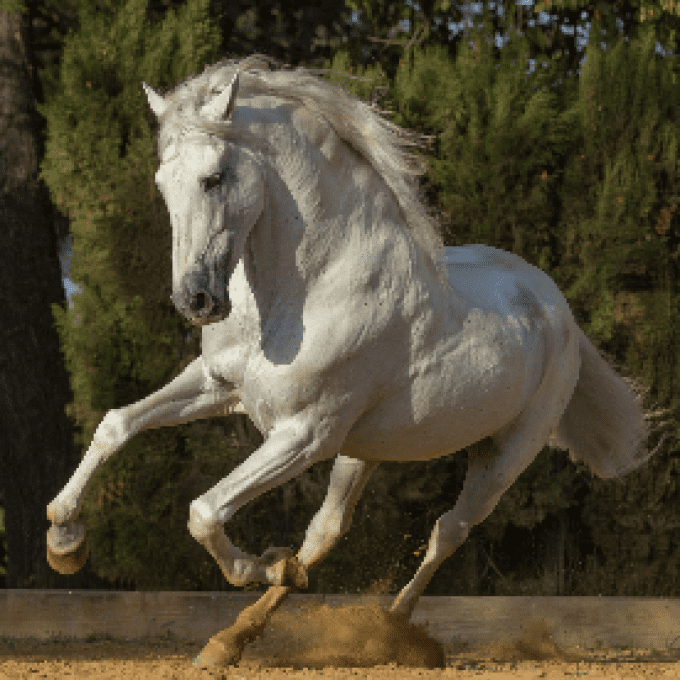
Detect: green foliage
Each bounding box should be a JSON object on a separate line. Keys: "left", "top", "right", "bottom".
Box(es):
{"left": 390, "top": 37, "right": 581, "bottom": 264}
{"left": 32, "top": 0, "right": 678, "bottom": 595}
{"left": 39, "top": 0, "right": 224, "bottom": 589}
{"left": 343, "top": 0, "right": 412, "bottom": 33}
{"left": 562, "top": 21, "right": 679, "bottom": 297}
{"left": 318, "top": 49, "right": 389, "bottom": 101}
{"left": 0, "top": 0, "right": 27, "bottom": 14}
{"left": 322, "top": 15, "right": 678, "bottom": 595}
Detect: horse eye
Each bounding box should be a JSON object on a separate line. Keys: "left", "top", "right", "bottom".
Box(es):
{"left": 202, "top": 172, "right": 223, "bottom": 192}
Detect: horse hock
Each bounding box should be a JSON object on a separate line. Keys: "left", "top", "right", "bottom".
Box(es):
{"left": 46, "top": 521, "right": 89, "bottom": 575}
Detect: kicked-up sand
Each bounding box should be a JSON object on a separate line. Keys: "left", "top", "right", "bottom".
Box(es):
{"left": 1, "top": 604, "right": 679, "bottom": 679}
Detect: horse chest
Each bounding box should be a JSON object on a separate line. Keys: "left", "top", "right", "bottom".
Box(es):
{"left": 237, "top": 353, "right": 326, "bottom": 436}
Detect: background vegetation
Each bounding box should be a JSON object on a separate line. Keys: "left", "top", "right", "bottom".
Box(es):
{"left": 0, "top": 0, "right": 677, "bottom": 596}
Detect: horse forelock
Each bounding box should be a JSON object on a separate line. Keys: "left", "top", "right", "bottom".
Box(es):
{"left": 153, "top": 54, "right": 447, "bottom": 283}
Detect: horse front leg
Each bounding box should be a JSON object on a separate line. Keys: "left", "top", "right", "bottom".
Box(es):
{"left": 185, "top": 418, "right": 332, "bottom": 590}
{"left": 191, "top": 454, "right": 376, "bottom": 591}
{"left": 193, "top": 454, "right": 377, "bottom": 668}
{"left": 46, "top": 356, "right": 239, "bottom": 574}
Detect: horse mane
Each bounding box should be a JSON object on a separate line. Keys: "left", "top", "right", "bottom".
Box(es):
{"left": 154, "top": 53, "right": 447, "bottom": 282}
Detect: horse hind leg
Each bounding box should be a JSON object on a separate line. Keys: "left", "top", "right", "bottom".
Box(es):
{"left": 390, "top": 319, "right": 579, "bottom": 620}
{"left": 390, "top": 420, "right": 555, "bottom": 620}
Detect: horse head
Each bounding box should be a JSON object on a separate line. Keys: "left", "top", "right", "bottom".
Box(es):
{"left": 143, "top": 73, "right": 265, "bottom": 326}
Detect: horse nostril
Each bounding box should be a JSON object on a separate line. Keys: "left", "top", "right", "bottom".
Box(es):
{"left": 190, "top": 291, "right": 211, "bottom": 313}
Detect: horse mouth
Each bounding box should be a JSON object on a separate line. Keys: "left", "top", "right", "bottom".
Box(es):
{"left": 188, "top": 301, "right": 232, "bottom": 327}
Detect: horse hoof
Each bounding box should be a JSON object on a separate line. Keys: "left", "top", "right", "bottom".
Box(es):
{"left": 46, "top": 521, "right": 88, "bottom": 575}
{"left": 260, "top": 547, "right": 308, "bottom": 589}
{"left": 193, "top": 637, "right": 242, "bottom": 667}
{"left": 286, "top": 552, "right": 308, "bottom": 589}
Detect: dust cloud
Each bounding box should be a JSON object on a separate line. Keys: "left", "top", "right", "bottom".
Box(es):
{"left": 247, "top": 602, "right": 445, "bottom": 669}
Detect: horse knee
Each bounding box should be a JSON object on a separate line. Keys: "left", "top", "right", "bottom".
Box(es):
{"left": 188, "top": 500, "right": 220, "bottom": 542}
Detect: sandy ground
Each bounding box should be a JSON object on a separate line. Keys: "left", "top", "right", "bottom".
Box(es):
{"left": 1, "top": 604, "right": 679, "bottom": 679}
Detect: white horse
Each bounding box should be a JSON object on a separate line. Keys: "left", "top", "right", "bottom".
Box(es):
{"left": 47, "top": 54, "right": 657, "bottom": 628}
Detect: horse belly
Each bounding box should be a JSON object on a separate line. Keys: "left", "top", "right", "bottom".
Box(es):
{"left": 341, "top": 317, "right": 543, "bottom": 462}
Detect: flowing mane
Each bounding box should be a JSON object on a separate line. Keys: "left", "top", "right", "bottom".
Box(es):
{"left": 152, "top": 53, "right": 447, "bottom": 282}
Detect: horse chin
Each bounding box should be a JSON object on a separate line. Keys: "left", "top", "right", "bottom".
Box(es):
{"left": 189, "top": 315, "right": 224, "bottom": 328}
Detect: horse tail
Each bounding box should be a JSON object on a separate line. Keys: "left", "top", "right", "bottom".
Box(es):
{"left": 551, "top": 326, "right": 656, "bottom": 479}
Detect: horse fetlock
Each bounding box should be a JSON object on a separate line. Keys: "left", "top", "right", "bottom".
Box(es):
{"left": 189, "top": 513, "right": 267, "bottom": 587}
{"left": 296, "top": 523, "right": 342, "bottom": 572}
{"left": 223, "top": 556, "right": 264, "bottom": 587}
{"left": 390, "top": 588, "right": 417, "bottom": 621}
{"left": 46, "top": 494, "right": 81, "bottom": 526}
{"left": 263, "top": 559, "right": 286, "bottom": 586}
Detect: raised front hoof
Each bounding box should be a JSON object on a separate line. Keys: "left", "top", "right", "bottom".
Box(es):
{"left": 193, "top": 635, "right": 242, "bottom": 668}
{"left": 46, "top": 521, "right": 88, "bottom": 575}
{"left": 260, "top": 546, "right": 308, "bottom": 589}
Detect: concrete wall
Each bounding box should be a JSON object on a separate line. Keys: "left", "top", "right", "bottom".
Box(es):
{"left": 2, "top": 591, "right": 678, "bottom": 650}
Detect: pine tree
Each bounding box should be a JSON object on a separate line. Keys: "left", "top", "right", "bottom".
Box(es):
{"left": 38, "top": 0, "right": 236, "bottom": 590}
{"left": 321, "top": 15, "right": 679, "bottom": 595}
{"left": 557, "top": 19, "right": 680, "bottom": 595}
{"left": 0, "top": 2, "right": 108, "bottom": 589}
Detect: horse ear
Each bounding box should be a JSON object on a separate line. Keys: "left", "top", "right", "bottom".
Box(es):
{"left": 143, "top": 82, "right": 169, "bottom": 118}
{"left": 200, "top": 72, "right": 239, "bottom": 121}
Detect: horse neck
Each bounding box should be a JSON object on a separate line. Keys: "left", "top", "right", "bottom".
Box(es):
{"left": 246, "top": 105, "right": 414, "bottom": 320}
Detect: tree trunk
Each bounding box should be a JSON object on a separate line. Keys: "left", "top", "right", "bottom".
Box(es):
{"left": 542, "top": 513, "right": 568, "bottom": 595}
{"left": 464, "top": 535, "right": 479, "bottom": 595}
{"left": 0, "top": 6, "right": 112, "bottom": 590}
